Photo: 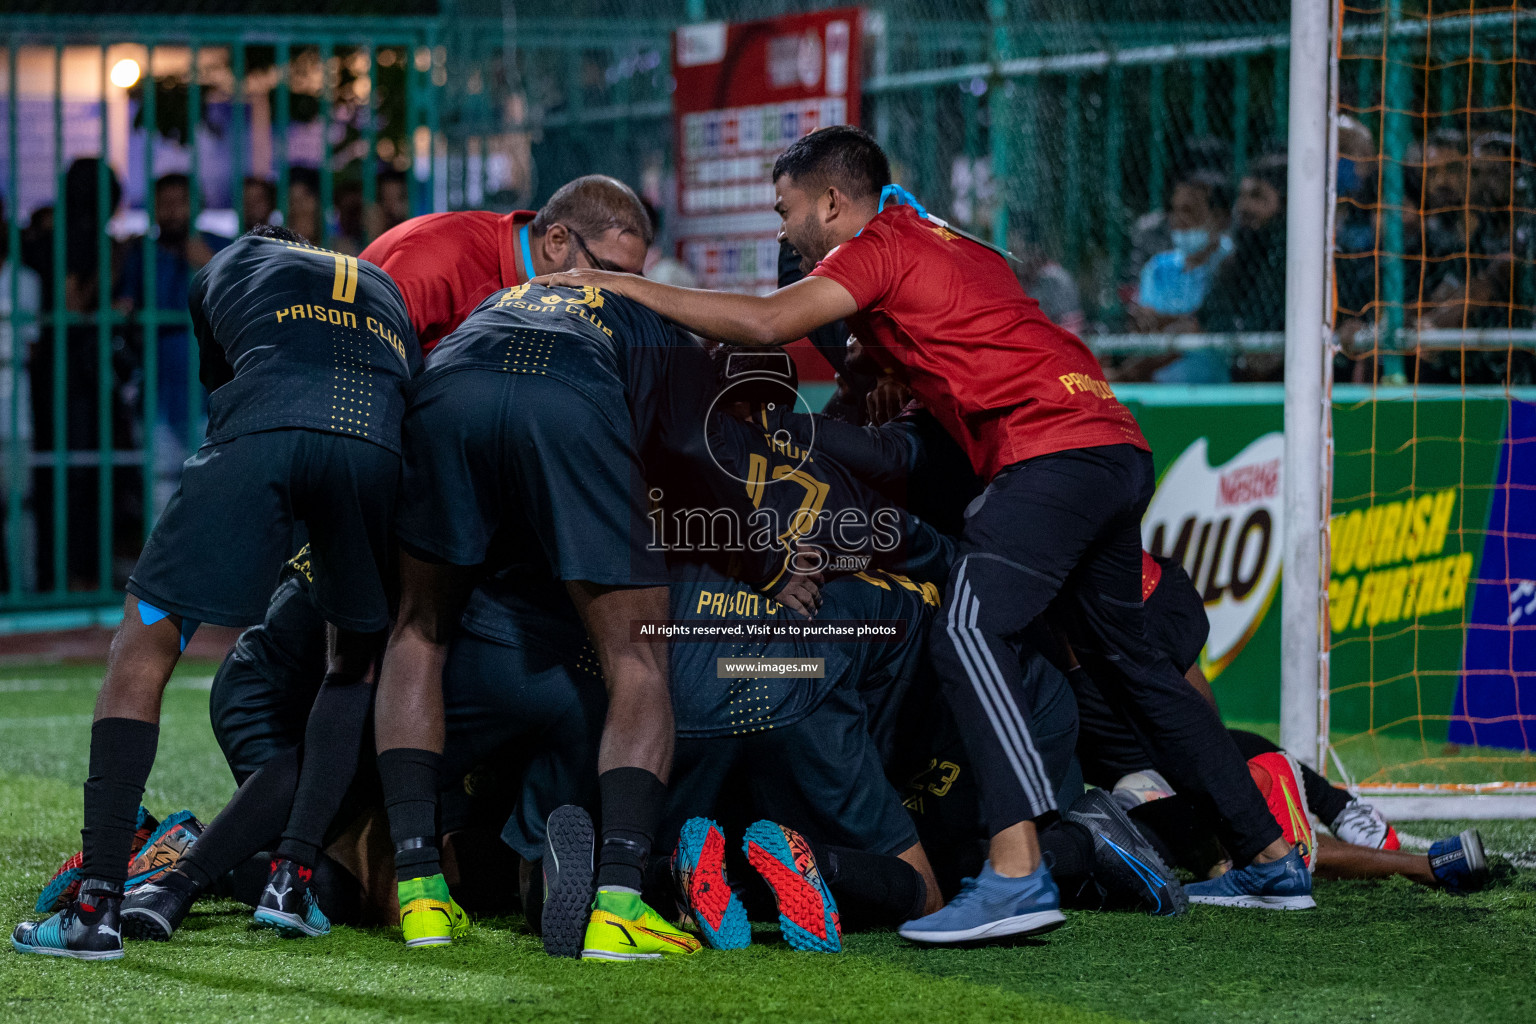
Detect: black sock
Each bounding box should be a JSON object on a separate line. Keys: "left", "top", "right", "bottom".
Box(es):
{"left": 1300, "top": 764, "right": 1353, "bottom": 826}
{"left": 1039, "top": 820, "right": 1095, "bottom": 885}
{"left": 158, "top": 868, "right": 200, "bottom": 897}
{"left": 81, "top": 718, "right": 160, "bottom": 884}
{"left": 1129, "top": 796, "right": 1224, "bottom": 876}
{"left": 378, "top": 747, "right": 442, "bottom": 882}
{"left": 640, "top": 852, "right": 674, "bottom": 910}
{"left": 276, "top": 675, "right": 374, "bottom": 867}
{"left": 806, "top": 841, "right": 926, "bottom": 928}
{"left": 595, "top": 767, "right": 666, "bottom": 891}
{"left": 177, "top": 746, "right": 300, "bottom": 891}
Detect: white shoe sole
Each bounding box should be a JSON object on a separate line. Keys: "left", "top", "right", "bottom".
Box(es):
{"left": 581, "top": 949, "right": 662, "bottom": 961}
{"left": 1188, "top": 894, "right": 1317, "bottom": 910}
{"left": 121, "top": 906, "right": 174, "bottom": 941}
{"left": 404, "top": 936, "right": 452, "bottom": 948}
{"left": 252, "top": 908, "right": 328, "bottom": 937}
{"left": 899, "top": 908, "right": 1065, "bottom": 944}
{"left": 11, "top": 937, "right": 123, "bottom": 960}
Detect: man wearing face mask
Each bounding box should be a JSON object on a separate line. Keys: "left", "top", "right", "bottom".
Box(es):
{"left": 1130, "top": 171, "right": 1233, "bottom": 330}
{"left": 1121, "top": 171, "right": 1234, "bottom": 384}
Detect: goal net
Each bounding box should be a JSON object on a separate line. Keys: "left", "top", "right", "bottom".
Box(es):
{"left": 1324, "top": 0, "right": 1536, "bottom": 816}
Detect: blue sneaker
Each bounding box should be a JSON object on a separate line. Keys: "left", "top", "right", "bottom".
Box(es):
{"left": 12, "top": 879, "right": 125, "bottom": 960}
{"left": 252, "top": 858, "right": 331, "bottom": 937}
{"left": 1429, "top": 829, "right": 1489, "bottom": 892}
{"left": 673, "top": 817, "right": 750, "bottom": 950}
{"left": 1186, "top": 846, "right": 1315, "bottom": 910}
{"left": 898, "top": 861, "right": 1064, "bottom": 944}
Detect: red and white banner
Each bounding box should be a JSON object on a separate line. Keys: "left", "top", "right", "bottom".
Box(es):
{"left": 672, "top": 8, "right": 862, "bottom": 295}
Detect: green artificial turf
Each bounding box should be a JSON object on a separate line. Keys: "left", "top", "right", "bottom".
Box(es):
{"left": 2, "top": 660, "right": 1534, "bottom": 1024}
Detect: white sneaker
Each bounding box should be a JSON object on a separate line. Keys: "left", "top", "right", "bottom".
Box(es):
{"left": 1331, "top": 798, "right": 1397, "bottom": 849}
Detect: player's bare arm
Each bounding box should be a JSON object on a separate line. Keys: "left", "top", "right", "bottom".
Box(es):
{"left": 530, "top": 268, "right": 858, "bottom": 348}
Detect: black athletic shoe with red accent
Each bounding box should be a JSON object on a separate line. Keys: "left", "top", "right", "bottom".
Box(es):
{"left": 742, "top": 820, "right": 840, "bottom": 953}
{"left": 121, "top": 872, "right": 197, "bottom": 941}
{"left": 252, "top": 858, "right": 330, "bottom": 937}
{"left": 12, "top": 878, "right": 125, "bottom": 960}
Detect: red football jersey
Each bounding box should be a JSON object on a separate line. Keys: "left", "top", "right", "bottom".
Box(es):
{"left": 1141, "top": 550, "right": 1164, "bottom": 601}
{"left": 809, "top": 205, "right": 1148, "bottom": 480}
{"left": 360, "top": 209, "right": 535, "bottom": 352}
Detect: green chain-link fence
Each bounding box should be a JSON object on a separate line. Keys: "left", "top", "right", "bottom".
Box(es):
{"left": 5, "top": 2, "right": 1530, "bottom": 617}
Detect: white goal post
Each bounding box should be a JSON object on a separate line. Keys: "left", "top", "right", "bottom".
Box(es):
{"left": 1279, "top": 0, "right": 1536, "bottom": 820}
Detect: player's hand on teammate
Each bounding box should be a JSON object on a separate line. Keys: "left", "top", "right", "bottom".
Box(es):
{"left": 774, "top": 544, "right": 825, "bottom": 618}
{"left": 866, "top": 374, "right": 912, "bottom": 426}
{"left": 530, "top": 267, "right": 639, "bottom": 294}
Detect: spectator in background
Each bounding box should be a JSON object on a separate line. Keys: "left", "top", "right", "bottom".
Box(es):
{"left": 1131, "top": 171, "right": 1233, "bottom": 327}
{"left": 19, "top": 206, "right": 54, "bottom": 296}
{"left": 1415, "top": 130, "right": 1535, "bottom": 384}
{"left": 1189, "top": 153, "right": 1289, "bottom": 380}
{"left": 1334, "top": 115, "right": 1380, "bottom": 326}
{"left": 0, "top": 196, "right": 43, "bottom": 593}
{"left": 1010, "top": 216, "right": 1085, "bottom": 336}
{"left": 28, "top": 158, "right": 127, "bottom": 590}
{"left": 332, "top": 180, "right": 366, "bottom": 256}
{"left": 286, "top": 167, "right": 323, "bottom": 244}
{"left": 376, "top": 169, "right": 412, "bottom": 235}
{"left": 1416, "top": 128, "right": 1470, "bottom": 276}
{"left": 1119, "top": 171, "right": 1234, "bottom": 383}
{"left": 117, "top": 173, "right": 230, "bottom": 512}
{"left": 242, "top": 176, "right": 277, "bottom": 228}
{"left": 1123, "top": 136, "right": 1231, "bottom": 292}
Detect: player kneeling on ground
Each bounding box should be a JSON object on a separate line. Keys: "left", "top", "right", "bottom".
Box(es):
{"left": 12, "top": 226, "right": 419, "bottom": 960}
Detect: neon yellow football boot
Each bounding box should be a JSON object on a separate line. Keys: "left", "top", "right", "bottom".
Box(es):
{"left": 581, "top": 889, "right": 702, "bottom": 961}
{"left": 398, "top": 874, "right": 469, "bottom": 948}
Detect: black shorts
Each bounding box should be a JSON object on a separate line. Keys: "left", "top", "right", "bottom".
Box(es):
{"left": 395, "top": 369, "right": 667, "bottom": 586}
{"left": 209, "top": 576, "right": 328, "bottom": 781}
{"left": 664, "top": 681, "right": 920, "bottom": 859}
{"left": 1145, "top": 557, "right": 1210, "bottom": 674}
{"left": 440, "top": 629, "right": 607, "bottom": 860}
{"left": 127, "top": 429, "right": 398, "bottom": 631}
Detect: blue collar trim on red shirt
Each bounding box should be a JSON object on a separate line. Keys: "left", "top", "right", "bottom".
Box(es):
{"left": 518, "top": 222, "right": 536, "bottom": 283}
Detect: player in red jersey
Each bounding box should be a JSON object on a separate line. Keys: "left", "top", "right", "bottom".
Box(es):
{"left": 361, "top": 174, "right": 651, "bottom": 351}
{"left": 535, "top": 125, "right": 1309, "bottom": 943}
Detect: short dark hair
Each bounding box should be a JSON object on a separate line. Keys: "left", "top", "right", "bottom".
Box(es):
{"left": 155, "top": 173, "right": 190, "bottom": 194}
{"left": 246, "top": 223, "right": 308, "bottom": 245}
{"left": 1175, "top": 135, "right": 1233, "bottom": 180}
{"left": 1472, "top": 131, "right": 1514, "bottom": 158}
{"left": 1427, "top": 127, "right": 1468, "bottom": 154}
{"left": 531, "top": 175, "right": 653, "bottom": 247}
{"left": 1172, "top": 170, "right": 1233, "bottom": 215}
{"left": 288, "top": 166, "right": 321, "bottom": 196}
{"left": 712, "top": 345, "right": 799, "bottom": 403}
{"left": 771, "top": 125, "right": 891, "bottom": 202}
{"left": 1247, "top": 153, "right": 1289, "bottom": 202}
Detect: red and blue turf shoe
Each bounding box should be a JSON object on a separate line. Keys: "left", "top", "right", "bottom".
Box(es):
{"left": 742, "top": 820, "right": 840, "bottom": 953}
{"left": 35, "top": 806, "right": 160, "bottom": 913}
{"left": 672, "top": 817, "right": 750, "bottom": 950}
